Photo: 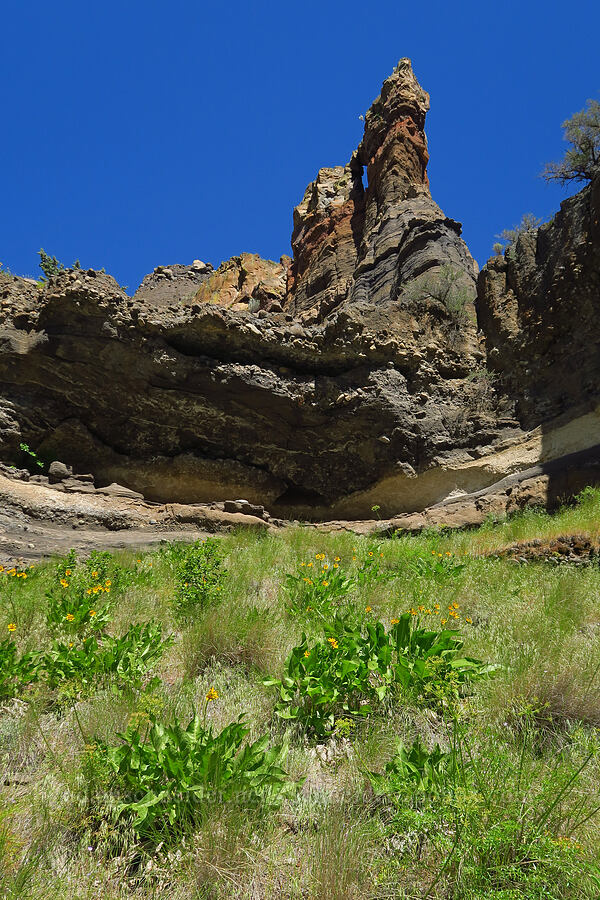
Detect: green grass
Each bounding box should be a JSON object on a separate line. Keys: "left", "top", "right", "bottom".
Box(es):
{"left": 2, "top": 491, "right": 600, "bottom": 897}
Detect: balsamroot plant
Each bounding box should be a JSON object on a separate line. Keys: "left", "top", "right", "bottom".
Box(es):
{"left": 265, "top": 613, "right": 496, "bottom": 736}
{"left": 105, "top": 712, "right": 293, "bottom": 843}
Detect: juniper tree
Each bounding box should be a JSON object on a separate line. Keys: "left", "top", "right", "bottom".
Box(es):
{"left": 542, "top": 99, "right": 600, "bottom": 185}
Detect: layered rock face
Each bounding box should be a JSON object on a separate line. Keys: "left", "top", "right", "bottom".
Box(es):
{"left": 1, "top": 60, "right": 598, "bottom": 522}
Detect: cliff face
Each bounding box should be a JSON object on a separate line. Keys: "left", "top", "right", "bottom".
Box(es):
{"left": 478, "top": 174, "right": 600, "bottom": 430}
{"left": 1, "top": 60, "right": 599, "bottom": 522}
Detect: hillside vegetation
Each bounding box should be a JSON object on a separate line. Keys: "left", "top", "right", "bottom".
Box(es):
{"left": 2, "top": 492, "right": 600, "bottom": 898}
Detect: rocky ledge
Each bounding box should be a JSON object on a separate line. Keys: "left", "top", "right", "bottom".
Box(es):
{"left": 1, "top": 60, "right": 599, "bottom": 523}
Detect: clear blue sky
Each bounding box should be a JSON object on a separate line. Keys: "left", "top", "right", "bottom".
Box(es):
{"left": 2, "top": 0, "right": 599, "bottom": 291}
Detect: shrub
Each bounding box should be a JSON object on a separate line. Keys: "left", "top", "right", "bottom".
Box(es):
{"left": 172, "top": 539, "right": 226, "bottom": 620}
{"left": 496, "top": 212, "right": 543, "bottom": 251}
{"left": 542, "top": 99, "right": 600, "bottom": 185}
{"left": 104, "top": 713, "right": 292, "bottom": 843}
{"left": 402, "top": 264, "right": 474, "bottom": 326}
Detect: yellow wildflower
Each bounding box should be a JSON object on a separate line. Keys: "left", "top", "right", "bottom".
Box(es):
{"left": 91, "top": 570, "right": 98, "bottom": 579}
{"left": 327, "top": 637, "right": 339, "bottom": 649}
{"left": 7, "top": 623, "right": 16, "bottom": 632}
{"left": 65, "top": 613, "right": 75, "bottom": 622}
{"left": 304, "top": 650, "right": 310, "bottom": 658}
{"left": 205, "top": 687, "right": 219, "bottom": 702}
{"left": 390, "top": 617, "right": 400, "bottom": 625}
{"left": 0, "top": 565, "right": 4, "bottom": 572}
{"left": 105, "top": 579, "right": 111, "bottom": 587}
{"left": 322, "top": 581, "right": 329, "bottom": 587}
{"left": 334, "top": 556, "right": 341, "bottom": 562}
{"left": 466, "top": 616, "right": 473, "bottom": 624}
{"left": 441, "top": 618, "right": 447, "bottom": 626}
{"left": 60, "top": 578, "right": 69, "bottom": 588}
{"left": 89, "top": 610, "right": 97, "bottom": 617}
{"left": 365, "top": 606, "right": 372, "bottom": 613}
{"left": 322, "top": 563, "right": 329, "bottom": 570}
{"left": 65, "top": 569, "right": 72, "bottom": 576}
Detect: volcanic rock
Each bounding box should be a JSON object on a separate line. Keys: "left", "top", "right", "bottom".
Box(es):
{"left": 1, "top": 60, "right": 599, "bottom": 524}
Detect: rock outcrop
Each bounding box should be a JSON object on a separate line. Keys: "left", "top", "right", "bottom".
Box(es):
{"left": 0, "top": 59, "right": 599, "bottom": 523}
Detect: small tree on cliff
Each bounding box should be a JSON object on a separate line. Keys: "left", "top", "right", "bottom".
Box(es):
{"left": 496, "top": 213, "right": 543, "bottom": 252}
{"left": 38, "top": 248, "right": 65, "bottom": 278}
{"left": 542, "top": 99, "right": 600, "bottom": 185}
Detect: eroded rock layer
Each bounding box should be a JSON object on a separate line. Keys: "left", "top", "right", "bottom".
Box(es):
{"left": 0, "top": 59, "right": 599, "bottom": 521}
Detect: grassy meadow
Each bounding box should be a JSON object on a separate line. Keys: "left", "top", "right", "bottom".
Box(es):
{"left": 2, "top": 491, "right": 600, "bottom": 898}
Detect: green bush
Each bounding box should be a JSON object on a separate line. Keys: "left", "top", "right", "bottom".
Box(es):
{"left": 173, "top": 539, "right": 226, "bottom": 620}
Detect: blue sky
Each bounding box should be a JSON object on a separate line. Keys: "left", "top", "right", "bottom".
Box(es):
{"left": 2, "top": 0, "right": 598, "bottom": 291}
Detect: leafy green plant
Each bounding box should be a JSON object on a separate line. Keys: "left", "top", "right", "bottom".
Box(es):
{"left": 265, "top": 619, "right": 390, "bottom": 737}
{"left": 104, "top": 713, "right": 291, "bottom": 843}
{"left": 41, "top": 622, "right": 172, "bottom": 694}
{"left": 266, "top": 614, "right": 495, "bottom": 736}
{"left": 18, "top": 442, "right": 44, "bottom": 471}
{"left": 0, "top": 638, "right": 39, "bottom": 700}
{"left": 367, "top": 736, "right": 454, "bottom": 797}
{"left": 172, "top": 538, "right": 226, "bottom": 619}
{"left": 286, "top": 549, "right": 390, "bottom": 619}
{"left": 391, "top": 612, "right": 496, "bottom": 709}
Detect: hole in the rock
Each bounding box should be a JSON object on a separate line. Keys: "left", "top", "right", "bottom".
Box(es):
{"left": 274, "top": 485, "right": 328, "bottom": 507}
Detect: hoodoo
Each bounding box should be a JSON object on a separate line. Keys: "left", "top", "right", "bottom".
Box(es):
{"left": 1, "top": 59, "right": 599, "bottom": 523}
